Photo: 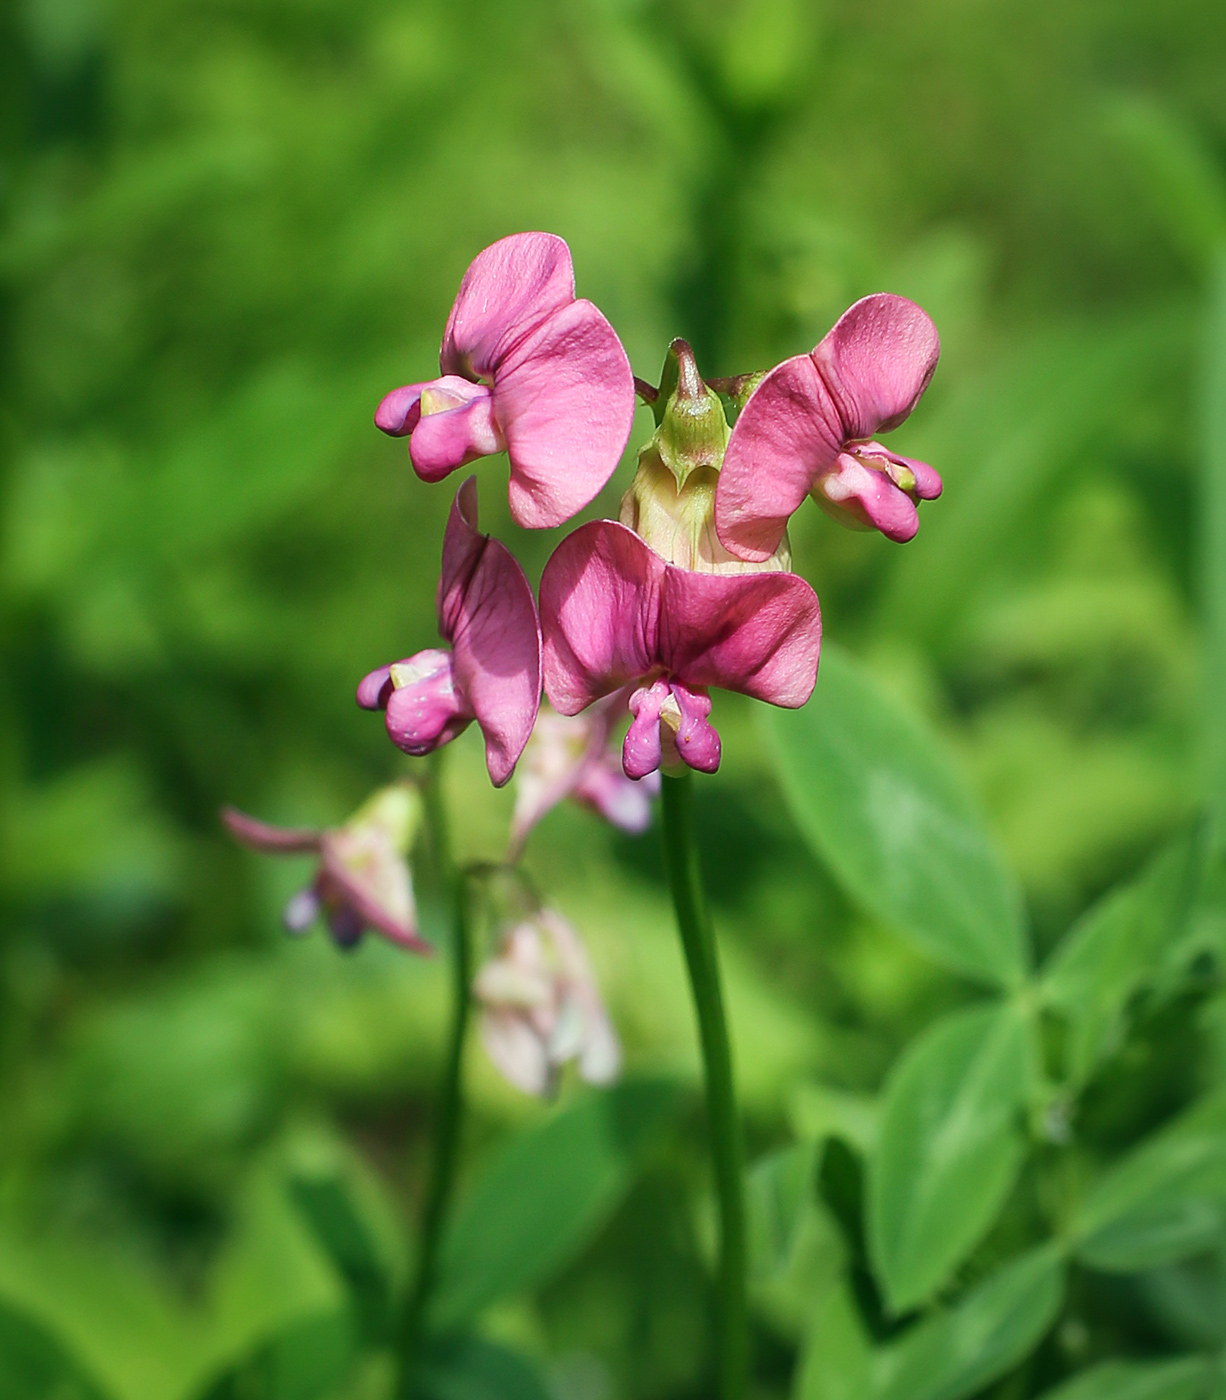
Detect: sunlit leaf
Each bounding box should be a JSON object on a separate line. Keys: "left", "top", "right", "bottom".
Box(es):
{"left": 287, "top": 1173, "right": 391, "bottom": 1343}
{"left": 792, "top": 1284, "right": 872, "bottom": 1400}
{"left": 429, "top": 1080, "right": 678, "bottom": 1326}
{"left": 762, "top": 646, "right": 1028, "bottom": 988}
{"left": 1035, "top": 1355, "right": 1214, "bottom": 1400}
{"left": 0, "top": 1299, "right": 112, "bottom": 1400}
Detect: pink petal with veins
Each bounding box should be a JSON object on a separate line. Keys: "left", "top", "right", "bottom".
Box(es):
{"left": 441, "top": 232, "right": 576, "bottom": 379}
{"left": 715, "top": 354, "right": 844, "bottom": 562}
{"left": 540, "top": 520, "right": 663, "bottom": 715}
{"left": 812, "top": 293, "right": 940, "bottom": 440}
{"left": 495, "top": 298, "right": 635, "bottom": 529}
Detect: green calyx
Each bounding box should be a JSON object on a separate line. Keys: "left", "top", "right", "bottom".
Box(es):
{"left": 648, "top": 339, "right": 731, "bottom": 489}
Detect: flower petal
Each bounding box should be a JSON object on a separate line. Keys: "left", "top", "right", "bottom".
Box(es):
{"left": 715, "top": 354, "right": 843, "bottom": 562}
{"left": 356, "top": 664, "right": 394, "bottom": 710}
{"left": 373, "top": 381, "right": 431, "bottom": 436}
{"left": 383, "top": 652, "right": 472, "bottom": 755}
{"left": 812, "top": 293, "right": 940, "bottom": 440}
{"left": 438, "top": 480, "right": 542, "bottom": 787}
{"left": 408, "top": 385, "right": 504, "bottom": 483}
{"left": 221, "top": 806, "right": 322, "bottom": 854}
{"left": 573, "top": 755, "right": 656, "bottom": 834}
{"left": 540, "top": 520, "right": 664, "bottom": 714}
{"left": 814, "top": 453, "right": 920, "bottom": 543}
{"left": 494, "top": 298, "right": 636, "bottom": 529}
{"left": 441, "top": 232, "right": 576, "bottom": 379}
{"left": 320, "top": 828, "right": 431, "bottom": 954}
{"left": 658, "top": 567, "right": 821, "bottom": 708}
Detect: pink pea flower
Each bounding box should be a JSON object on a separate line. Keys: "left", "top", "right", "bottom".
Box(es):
{"left": 508, "top": 692, "right": 659, "bottom": 860}
{"left": 473, "top": 908, "right": 621, "bottom": 1098}
{"left": 539, "top": 520, "right": 821, "bottom": 780}
{"left": 357, "top": 477, "right": 541, "bottom": 788}
{"left": 715, "top": 294, "right": 941, "bottom": 561}
{"left": 374, "top": 232, "right": 636, "bottom": 530}
{"left": 222, "top": 782, "right": 429, "bottom": 953}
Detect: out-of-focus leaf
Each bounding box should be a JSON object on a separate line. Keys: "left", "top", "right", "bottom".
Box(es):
{"left": 287, "top": 1173, "right": 390, "bottom": 1343}
{"left": 1204, "top": 251, "right": 1226, "bottom": 827}
{"left": 746, "top": 1145, "right": 844, "bottom": 1339}
{"left": 868, "top": 1002, "right": 1034, "bottom": 1312}
{"left": 416, "top": 1335, "right": 551, "bottom": 1400}
{"left": 1074, "top": 1090, "right": 1226, "bottom": 1271}
{"left": 1042, "top": 829, "right": 1206, "bottom": 1084}
{"left": 191, "top": 1311, "right": 355, "bottom": 1400}
{"left": 762, "top": 646, "right": 1027, "bottom": 988}
{"left": 792, "top": 1284, "right": 871, "bottom": 1400}
{"left": 0, "top": 1299, "right": 112, "bottom": 1400}
{"left": 1138, "top": 1245, "right": 1226, "bottom": 1349}
{"left": 873, "top": 1244, "right": 1065, "bottom": 1400}
{"left": 429, "top": 1080, "right": 678, "bottom": 1327}
{"left": 789, "top": 1084, "right": 879, "bottom": 1155}
{"left": 1035, "top": 1355, "right": 1215, "bottom": 1400}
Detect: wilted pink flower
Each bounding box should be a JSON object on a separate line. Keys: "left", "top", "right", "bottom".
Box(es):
{"left": 222, "top": 783, "right": 428, "bottom": 952}
{"left": 473, "top": 909, "right": 620, "bottom": 1097}
{"left": 508, "top": 692, "right": 658, "bottom": 859}
{"left": 715, "top": 294, "right": 941, "bottom": 560}
{"left": 374, "top": 233, "right": 636, "bottom": 530}
{"left": 357, "top": 478, "right": 541, "bottom": 788}
{"left": 539, "top": 520, "right": 820, "bottom": 779}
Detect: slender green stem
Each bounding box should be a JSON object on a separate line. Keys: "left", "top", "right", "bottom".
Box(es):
{"left": 396, "top": 752, "right": 472, "bottom": 1396}
{"left": 660, "top": 770, "right": 747, "bottom": 1400}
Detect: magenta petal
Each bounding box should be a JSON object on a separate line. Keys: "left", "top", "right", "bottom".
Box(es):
{"left": 408, "top": 386, "right": 504, "bottom": 483}
{"left": 624, "top": 681, "right": 668, "bottom": 779}
{"left": 441, "top": 232, "right": 576, "bottom": 379}
{"left": 356, "top": 664, "right": 394, "bottom": 710}
{"left": 715, "top": 354, "right": 844, "bottom": 563}
{"left": 670, "top": 683, "right": 721, "bottom": 774}
{"left": 383, "top": 650, "right": 472, "bottom": 755}
{"left": 658, "top": 568, "right": 821, "bottom": 708}
{"left": 319, "top": 835, "right": 431, "bottom": 955}
{"left": 222, "top": 806, "right": 322, "bottom": 854}
{"left": 540, "top": 521, "right": 664, "bottom": 715}
{"left": 374, "top": 382, "right": 430, "bottom": 437}
{"left": 888, "top": 451, "right": 943, "bottom": 500}
{"left": 573, "top": 756, "right": 656, "bottom": 833}
{"left": 436, "top": 480, "right": 542, "bottom": 787}
{"left": 812, "top": 293, "right": 940, "bottom": 439}
{"left": 495, "top": 298, "right": 635, "bottom": 529}
{"left": 816, "top": 453, "right": 920, "bottom": 543}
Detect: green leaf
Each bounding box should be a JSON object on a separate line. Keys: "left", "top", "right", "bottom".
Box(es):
{"left": 192, "top": 1310, "right": 355, "bottom": 1400}
{"left": 1042, "top": 829, "right": 1206, "bottom": 1083}
{"left": 430, "top": 1080, "right": 678, "bottom": 1327}
{"left": 286, "top": 1173, "right": 390, "bottom": 1342}
{"left": 762, "top": 646, "right": 1027, "bottom": 988}
{"left": 1204, "top": 250, "right": 1226, "bottom": 824}
{"left": 416, "top": 1336, "right": 552, "bottom": 1400}
{"left": 746, "top": 1145, "right": 844, "bottom": 1339}
{"left": 1074, "top": 1089, "right": 1226, "bottom": 1271}
{"left": 873, "top": 1244, "right": 1065, "bottom": 1400}
{"left": 793, "top": 1284, "right": 872, "bottom": 1400}
{"left": 868, "top": 1002, "right": 1034, "bottom": 1312}
{"left": 1036, "top": 1355, "right": 1215, "bottom": 1400}
{"left": 0, "top": 1300, "right": 112, "bottom": 1400}
{"left": 789, "top": 1085, "right": 879, "bottom": 1155}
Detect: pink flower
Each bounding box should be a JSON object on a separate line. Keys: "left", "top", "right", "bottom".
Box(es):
{"left": 508, "top": 692, "right": 659, "bottom": 859}
{"left": 222, "top": 783, "right": 429, "bottom": 953}
{"left": 715, "top": 294, "right": 941, "bottom": 560}
{"left": 473, "top": 909, "right": 620, "bottom": 1097}
{"left": 357, "top": 478, "right": 541, "bottom": 788}
{"left": 374, "top": 233, "right": 636, "bottom": 530}
{"left": 539, "top": 520, "right": 820, "bottom": 780}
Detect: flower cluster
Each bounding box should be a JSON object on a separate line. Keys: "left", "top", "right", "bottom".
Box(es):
{"left": 224, "top": 231, "right": 940, "bottom": 1097}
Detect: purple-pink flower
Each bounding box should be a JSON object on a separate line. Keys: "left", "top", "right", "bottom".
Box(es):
{"left": 374, "top": 233, "right": 636, "bottom": 530}
{"left": 539, "top": 520, "right": 820, "bottom": 780}
{"left": 222, "top": 783, "right": 428, "bottom": 953}
{"left": 357, "top": 477, "right": 541, "bottom": 788}
{"left": 509, "top": 693, "right": 658, "bottom": 859}
{"left": 715, "top": 294, "right": 941, "bottom": 561}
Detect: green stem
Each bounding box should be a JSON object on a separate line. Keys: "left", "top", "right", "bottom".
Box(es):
{"left": 396, "top": 753, "right": 472, "bottom": 1396}
{"left": 660, "top": 770, "right": 748, "bottom": 1400}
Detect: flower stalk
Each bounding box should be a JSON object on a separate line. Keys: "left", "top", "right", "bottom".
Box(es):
{"left": 396, "top": 752, "right": 473, "bottom": 1396}
{"left": 660, "top": 770, "right": 747, "bottom": 1400}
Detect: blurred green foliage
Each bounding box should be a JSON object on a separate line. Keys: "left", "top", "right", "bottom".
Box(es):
{"left": 3, "top": 0, "right": 1226, "bottom": 1396}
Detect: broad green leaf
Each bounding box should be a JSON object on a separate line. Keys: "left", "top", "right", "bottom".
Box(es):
{"left": 287, "top": 1173, "right": 390, "bottom": 1342}
{"left": 416, "top": 1336, "right": 551, "bottom": 1400}
{"left": 191, "top": 1311, "right": 355, "bottom": 1400}
{"left": 1042, "top": 829, "right": 1206, "bottom": 1084}
{"left": 789, "top": 1085, "right": 879, "bottom": 1155}
{"left": 762, "top": 646, "right": 1027, "bottom": 988}
{"left": 1074, "top": 1089, "right": 1226, "bottom": 1271}
{"left": 868, "top": 1002, "right": 1034, "bottom": 1312}
{"left": 793, "top": 1285, "right": 872, "bottom": 1400}
{"left": 746, "top": 1145, "right": 844, "bottom": 1339}
{"left": 873, "top": 1244, "right": 1065, "bottom": 1400}
{"left": 430, "top": 1080, "right": 678, "bottom": 1326}
{"left": 0, "top": 1300, "right": 112, "bottom": 1400}
{"left": 1036, "top": 1355, "right": 1215, "bottom": 1400}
